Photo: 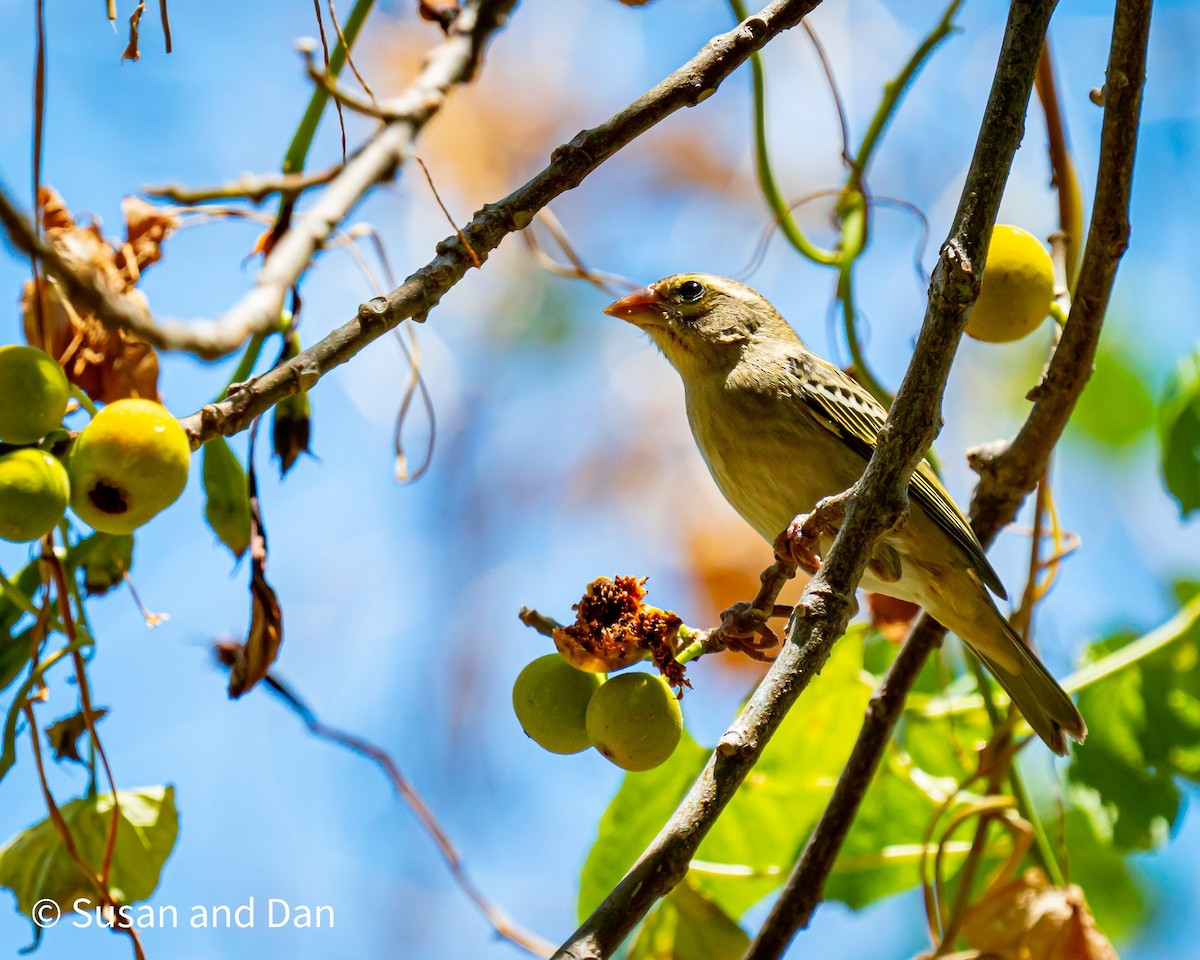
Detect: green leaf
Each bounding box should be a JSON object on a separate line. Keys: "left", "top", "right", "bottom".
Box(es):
{"left": 629, "top": 879, "right": 749, "bottom": 960}
{"left": 1070, "top": 655, "right": 1179, "bottom": 850}
{"left": 1, "top": 533, "right": 115, "bottom": 695}
{"left": 1062, "top": 788, "right": 1147, "bottom": 941}
{"left": 0, "top": 786, "right": 178, "bottom": 921}
{"left": 0, "top": 626, "right": 34, "bottom": 696}
{"left": 825, "top": 760, "right": 948, "bottom": 909}
{"left": 688, "top": 632, "right": 873, "bottom": 918}
{"left": 1068, "top": 611, "right": 1200, "bottom": 851}
{"left": 1069, "top": 339, "right": 1155, "bottom": 452}
{"left": 75, "top": 533, "right": 134, "bottom": 596}
{"left": 577, "top": 730, "right": 708, "bottom": 922}
{"left": 202, "top": 436, "right": 251, "bottom": 558}
{"left": 1159, "top": 348, "right": 1200, "bottom": 518}
{"left": 900, "top": 698, "right": 991, "bottom": 781}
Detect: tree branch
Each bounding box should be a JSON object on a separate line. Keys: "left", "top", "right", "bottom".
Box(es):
{"left": 0, "top": 0, "right": 517, "bottom": 360}
{"left": 178, "top": 0, "right": 829, "bottom": 448}
{"left": 745, "top": 1, "right": 1151, "bottom": 955}
{"left": 143, "top": 165, "right": 341, "bottom": 205}
{"left": 552, "top": 3, "right": 1059, "bottom": 959}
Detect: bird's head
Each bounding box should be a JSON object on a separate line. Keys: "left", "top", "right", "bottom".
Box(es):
{"left": 604, "top": 273, "right": 799, "bottom": 379}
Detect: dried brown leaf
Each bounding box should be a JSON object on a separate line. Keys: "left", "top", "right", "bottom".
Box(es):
{"left": 122, "top": 1, "right": 146, "bottom": 61}
{"left": 960, "top": 868, "right": 1119, "bottom": 960}
{"left": 117, "top": 196, "right": 180, "bottom": 279}
{"left": 20, "top": 186, "right": 167, "bottom": 403}
{"left": 228, "top": 449, "right": 284, "bottom": 698}
{"left": 45, "top": 708, "right": 108, "bottom": 765}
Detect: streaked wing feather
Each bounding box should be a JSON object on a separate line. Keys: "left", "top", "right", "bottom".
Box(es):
{"left": 788, "top": 353, "right": 1007, "bottom": 600}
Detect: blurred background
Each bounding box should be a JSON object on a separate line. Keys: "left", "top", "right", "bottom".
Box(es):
{"left": 0, "top": 0, "right": 1196, "bottom": 956}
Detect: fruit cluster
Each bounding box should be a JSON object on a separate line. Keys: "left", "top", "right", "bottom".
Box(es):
{"left": 512, "top": 654, "right": 682, "bottom": 772}
{"left": 0, "top": 345, "right": 189, "bottom": 543}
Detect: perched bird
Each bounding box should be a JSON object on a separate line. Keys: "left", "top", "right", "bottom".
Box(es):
{"left": 604, "top": 273, "right": 1086, "bottom": 755}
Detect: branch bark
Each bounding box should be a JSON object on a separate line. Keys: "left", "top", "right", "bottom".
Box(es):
{"left": 553, "top": 3, "right": 1061, "bottom": 958}
{"left": 178, "top": 0, "right": 828, "bottom": 448}
{"left": 744, "top": 1, "right": 1152, "bottom": 955}
{"left": 0, "top": 0, "right": 517, "bottom": 360}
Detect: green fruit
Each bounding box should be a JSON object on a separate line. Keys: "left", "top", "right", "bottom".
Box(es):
{"left": 586, "top": 672, "right": 681, "bottom": 772}
{"left": 0, "top": 345, "right": 70, "bottom": 445}
{"left": 512, "top": 654, "right": 606, "bottom": 755}
{"left": 966, "top": 225, "right": 1055, "bottom": 344}
{"left": 68, "top": 399, "right": 190, "bottom": 534}
{"left": 0, "top": 449, "right": 70, "bottom": 542}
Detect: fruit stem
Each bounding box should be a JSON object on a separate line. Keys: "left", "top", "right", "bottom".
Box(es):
{"left": 69, "top": 384, "right": 99, "bottom": 419}
{"left": 1048, "top": 301, "right": 1068, "bottom": 327}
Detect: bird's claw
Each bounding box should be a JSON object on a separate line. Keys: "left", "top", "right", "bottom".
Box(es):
{"left": 718, "top": 601, "right": 781, "bottom": 661}
{"left": 773, "top": 496, "right": 849, "bottom": 574}
{"left": 773, "top": 521, "right": 823, "bottom": 574}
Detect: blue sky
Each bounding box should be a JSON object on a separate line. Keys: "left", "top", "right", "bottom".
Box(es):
{"left": 0, "top": 0, "right": 1198, "bottom": 957}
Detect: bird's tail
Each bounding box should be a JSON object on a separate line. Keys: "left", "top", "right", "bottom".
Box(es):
{"left": 971, "top": 617, "right": 1087, "bottom": 756}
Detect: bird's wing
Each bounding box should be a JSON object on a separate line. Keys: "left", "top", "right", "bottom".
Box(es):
{"left": 787, "top": 352, "right": 1008, "bottom": 600}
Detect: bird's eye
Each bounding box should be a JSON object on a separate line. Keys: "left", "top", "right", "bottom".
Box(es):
{"left": 677, "top": 279, "right": 705, "bottom": 302}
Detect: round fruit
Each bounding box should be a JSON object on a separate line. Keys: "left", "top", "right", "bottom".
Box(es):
{"left": 68, "top": 399, "right": 190, "bottom": 534}
{"left": 0, "top": 345, "right": 70, "bottom": 445}
{"left": 512, "top": 654, "right": 606, "bottom": 755}
{"left": 0, "top": 449, "right": 70, "bottom": 542}
{"left": 586, "top": 672, "right": 681, "bottom": 772}
{"left": 966, "top": 225, "right": 1055, "bottom": 344}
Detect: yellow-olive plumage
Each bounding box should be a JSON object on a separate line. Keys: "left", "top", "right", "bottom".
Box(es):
{"left": 605, "top": 273, "right": 1085, "bottom": 755}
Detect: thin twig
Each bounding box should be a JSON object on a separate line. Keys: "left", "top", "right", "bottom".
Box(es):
{"left": 180, "top": 0, "right": 830, "bottom": 446}
{"left": 329, "top": 0, "right": 379, "bottom": 108}
{"left": 1035, "top": 42, "right": 1084, "bottom": 289}
{"left": 43, "top": 537, "right": 123, "bottom": 888}
{"left": 310, "top": 0, "right": 346, "bottom": 162}
{"left": 300, "top": 39, "right": 394, "bottom": 121}
{"left": 213, "top": 648, "right": 554, "bottom": 958}
{"left": 159, "top": 0, "right": 172, "bottom": 54}
{"left": 800, "top": 21, "right": 850, "bottom": 164}
{"left": 144, "top": 165, "right": 341, "bottom": 204}
{"left": 412, "top": 156, "right": 480, "bottom": 267}
{"left": 522, "top": 209, "right": 637, "bottom": 296}
{"left": 0, "top": 0, "right": 516, "bottom": 360}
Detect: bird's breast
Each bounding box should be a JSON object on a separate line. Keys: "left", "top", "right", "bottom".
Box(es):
{"left": 683, "top": 377, "right": 865, "bottom": 543}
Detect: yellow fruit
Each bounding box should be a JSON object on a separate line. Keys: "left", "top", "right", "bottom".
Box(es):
{"left": 512, "top": 655, "right": 606, "bottom": 755}
{"left": 966, "top": 225, "right": 1055, "bottom": 344}
{"left": 0, "top": 449, "right": 70, "bottom": 542}
{"left": 0, "top": 345, "right": 70, "bottom": 445}
{"left": 586, "top": 672, "right": 681, "bottom": 772}
{"left": 68, "top": 399, "right": 190, "bottom": 534}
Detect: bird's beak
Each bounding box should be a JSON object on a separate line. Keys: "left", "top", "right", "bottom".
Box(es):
{"left": 603, "top": 286, "right": 666, "bottom": 328}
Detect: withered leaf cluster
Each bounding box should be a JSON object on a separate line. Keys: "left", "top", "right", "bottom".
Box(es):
{"left": 21, "top": 186, "right": 176, "bottom": 404}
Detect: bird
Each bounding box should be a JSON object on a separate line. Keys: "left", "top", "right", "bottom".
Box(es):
{"left": 603, "top": 272, "right": 1086, "bottom": 755}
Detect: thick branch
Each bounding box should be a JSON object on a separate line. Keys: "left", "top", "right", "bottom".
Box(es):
{"left": 0, "top": 0, "right": 516, "bottom": 360}
{"left": 746, "top": 1, "right": 1151, "bottom": 955}
{"left": 555, "top": 3, "right": 1058, "bottom": 959}
{"left": 178, "top": 0, "right": 828, "bottom": 448}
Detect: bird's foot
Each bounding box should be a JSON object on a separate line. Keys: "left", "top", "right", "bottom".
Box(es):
{"left": 773, "top": 495, "right": 849, "bottom": 573}
{"left": 717, "top": 601, "right": 793, "bottom": 661}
